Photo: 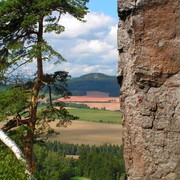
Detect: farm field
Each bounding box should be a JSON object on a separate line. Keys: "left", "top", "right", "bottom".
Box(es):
{"left": 0, "top": 108, "right": 123, "bottom": 146}
{"left": 58, "top": 96, "right": 119, "bottom": 103}
{"left": 57, "top": 96, "right": 120, "bottom": 111}
{"left": 83, "top": 102, "right": 120, "bottom": 111}
{"left": 49, "top": 120, "right": 122, "bottom": 145}
{"left": 67, "top": 108, "right": 122, "bottom": 124}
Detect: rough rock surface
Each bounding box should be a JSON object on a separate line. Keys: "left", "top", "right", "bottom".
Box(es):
{"left": 117, "top": 0, "right": 180, "bottom": 179}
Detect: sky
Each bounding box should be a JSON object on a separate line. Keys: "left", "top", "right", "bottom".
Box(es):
{"left": 22, "top": 0, "right": 118, "bottom": 77}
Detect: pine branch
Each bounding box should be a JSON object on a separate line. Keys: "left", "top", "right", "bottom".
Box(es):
{"left": 2, "top": 117, "right": 29, "bottom": 132}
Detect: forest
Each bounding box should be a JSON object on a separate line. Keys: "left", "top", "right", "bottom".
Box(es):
{"left": 34, "top": 142, "right": 126, "bottom": 180}
{"left": 67, "top": 73, "right": 120, "bottom": 97}
{"left": 0, "top": 141, "right": 126, "bottom": 179}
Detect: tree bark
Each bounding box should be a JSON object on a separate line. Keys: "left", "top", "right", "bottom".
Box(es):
{"left": 24, "top": 17, "right": 44, "bottom": 173}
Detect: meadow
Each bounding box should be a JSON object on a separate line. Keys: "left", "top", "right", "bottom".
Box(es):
{"left": 67, "top": 108, "right": 122, "bottom": 124}
{"left": 71, "top": 177, "right": 90, "bottom": 180}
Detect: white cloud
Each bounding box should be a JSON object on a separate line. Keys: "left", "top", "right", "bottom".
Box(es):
{"left": 71, "top": 40, "right": 113, "bottom": 54}
{"left": 18, "top": 11, "right": 118, "bottom": 77}
{"left": 42, "top": 62, "right": 117, "bottom": 77}
{"left": 105, "top": 25, "right": 117, "bottom": 46}
{"left": 58, "top": 12, "right": 115, "bottom": 38}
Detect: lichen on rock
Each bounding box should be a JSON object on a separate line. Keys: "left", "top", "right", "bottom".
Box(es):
{"left": 117, "top": 0, "right": 180, "bottom": 179}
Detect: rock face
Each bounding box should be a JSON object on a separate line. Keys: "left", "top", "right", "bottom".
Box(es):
{"left": 117, "top": 0, "right": 180, "bottom": 179}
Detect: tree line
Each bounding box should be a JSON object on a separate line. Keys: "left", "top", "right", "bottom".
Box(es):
{"left": 34, "top": 141, "right": 126, "bottom": 180}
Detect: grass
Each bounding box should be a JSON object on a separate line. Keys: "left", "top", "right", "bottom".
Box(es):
{"left": 71, "top": 177, "right": 91, "bottom": 180}
{"left": 67, "top": 108, "right": 122, "bottom": 124}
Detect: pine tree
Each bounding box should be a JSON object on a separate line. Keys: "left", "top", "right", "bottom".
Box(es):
{"left": 0, "top": 0, "right": 89, "bottom": 173}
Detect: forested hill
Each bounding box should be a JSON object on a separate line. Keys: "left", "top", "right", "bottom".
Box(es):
{"left": 0, "top": 73, "right": 120, "bottom": 97}
{"left": 67, "top": 73, "right": 120, "bottom": 97}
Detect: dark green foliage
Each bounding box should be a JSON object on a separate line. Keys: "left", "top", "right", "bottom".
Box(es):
{"left": 67, "top": 73, "right": 120, "bottom": 97}
{"left": 34, "top": 142, "right": 126, "bottom": 180}
{"left": 0, "top": 0, "right": 89, "bottom": 71}
{"left": 64, "top": 102, "right": 90, "bottom": 109}
{"left": 34, "top": 143, "right": 75, "bottom": 180}
{"left": 78, "top": 144, "right": 125, "bottom": 180}
{"left": 0, "top": 143, "right": 28, "bottom": 179}
{"left": 35, "top": 151, "right": 71, "bottom": 180}
{"left": 0, "top": 88, "right": 28, "bottom": 120}
{"left": 41, "top": 71, "right": 71, "bottom": 98}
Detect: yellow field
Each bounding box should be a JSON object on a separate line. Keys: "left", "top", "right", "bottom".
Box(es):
{"left": 0, "top": 119, "right": 123, "bottom": 146}
{"left": 48, "top": 120, "right": 122, "bottom": 145}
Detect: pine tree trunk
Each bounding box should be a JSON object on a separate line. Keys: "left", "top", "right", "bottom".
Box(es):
{"left": 24, "top": 17, "right": 44, "bottom": 173}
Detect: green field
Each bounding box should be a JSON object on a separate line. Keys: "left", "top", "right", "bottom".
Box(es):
{"left": 71, "top": 177, "right": 91, "bottom": 180}
{"left": 67, "top": 108, "right": 122, "bottom": 124}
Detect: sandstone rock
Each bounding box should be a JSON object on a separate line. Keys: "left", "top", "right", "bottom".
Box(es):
{"left": 117, "top": 0, "right": 180, "bottom": 179}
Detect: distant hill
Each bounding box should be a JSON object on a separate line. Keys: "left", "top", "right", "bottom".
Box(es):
{"left": 0, "top": 73, "right": 120, "bottom": 97}
{"left": 67, "top": 73, "right": 120, "bottom": 97}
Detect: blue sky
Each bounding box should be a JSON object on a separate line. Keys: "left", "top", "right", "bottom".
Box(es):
{"left": 21, "top": 0, "right": 118, "bottom": 77}
{"left": 87, "top": 0, "right": 118, "bottom": 20}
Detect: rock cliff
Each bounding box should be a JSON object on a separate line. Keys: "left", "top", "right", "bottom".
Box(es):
{"left": 117, "top": 0, "right": 180, "bottom": 179}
